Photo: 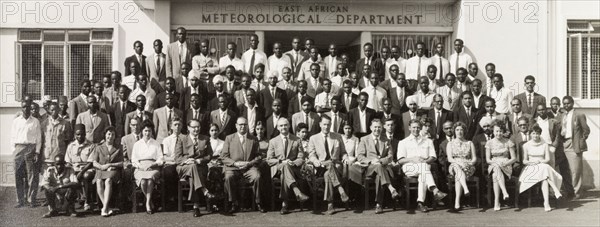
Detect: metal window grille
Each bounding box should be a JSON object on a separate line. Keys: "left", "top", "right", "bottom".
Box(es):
{"left": 372, "top": 33, "right": 451, "bottom": 59}
{"left": 567, "top": 20, "right": 600, "bottom": 100}
{"left": 176, "top": 31, "right": 255, "bottom": 58}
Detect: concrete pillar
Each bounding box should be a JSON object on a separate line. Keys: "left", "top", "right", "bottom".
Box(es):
{"left": 255, "top": 31, "right": 265, "bottom": 52}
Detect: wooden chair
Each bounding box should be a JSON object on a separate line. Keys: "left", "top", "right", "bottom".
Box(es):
{"left": 131, "top": 167, "right": 166, "bottom": 213}
{"left": 363, "top": 175, "right": 398, "bottom": 211}
{"left": 270, "top": 176, "right": 306, "bottom": 211}
{"left": 402, "top": 175, "right": 438, "bottom": 210}
{"left": 446, "top": 162, "right": 481, "bottom": 208}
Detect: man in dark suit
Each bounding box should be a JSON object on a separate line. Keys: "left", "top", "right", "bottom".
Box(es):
{"left": 91, "top": 80, "right": 111, "bottom": 114}
{"left": 379, "top": 98, "right": 402, "bottom": 136}
{"left": 339, "top": 80, "right": 358, "bottom": 113}
{"left": 277, "top": 67, "right": 297, "bottom": 99}
{"left": 266, "top": 118, "right": 309, "bottom": 215}
{"left": 223, "top": 65, "right": 241, "bottom": 95}
{"left": 124, "top": 95, "right": 152, "bottom": 135}
{"left": 472, "top": 117, "right": 494, "bottom": 177}
{"left": 259, "top": 71, "right": 288, "bottom": 117}
{"left": 153, "top": 93, "right": 183, "bottom": 143}
{"left": 561, "top": 96, "right": 590, "bottom": 199}
{"left": 389, "top": 73, "right": 413, "bottom": 115}
{"left": 145, "top": 39, "right": 166, "bottom": 94}
{"left": 547, "top": 96, "right": 564, "bottom": 120}
{"left": 356, "top": 43, "right": 384, "bottom": 79}
{"left": 166, "top": 27, "right": 192, "bottom": 80}
{"left": 210, "top": 94, "right": 237, "bottom": 139}
{"left": 508, "top": 98, "right": 533, "bottom": 137}
{"left": 428, "top": 94, "right": 453, "bottom": 141}
{"left": 379, "top": 64, "right": 399, "bottom": 92}
{"left": 452, "top": 92, "right": 478, "bottom": 140}
{"left": 515, "top": 75, "right": 546, "bottom": 116}
{"left": 288, "top": 80, "right": 313, "bottom": 115}
{"left": 75, "top": 96, "right": 110, "bottom": 143}
{"left": 175, "top": 119, "right": 215, "bottom": 217}
{"left": 401, "top": 97, "right": 423, "bottom": 140}
{"left": 347, "top": 92, "right": 376, "bottom": 138}
{"left": 474, "top": 99, "right": 511, "bottom": 136}
{"left": 291, "top": 96, "right": 321, "bottom": 136}
{"left": 184, "top": 94, "right": 210, "bottom": 136}
{"left": 180, "top": 70, "right": 209, "bottom": 111}
{"left": 124, "top": 41, "right": 147, "bottom": 76}
{"left": 110, "top": 85, "right": 136, "bottom": 143}
{"left": 68, "top": 80, "right": 92, "bottom": 127}
{"left": 237, "top": 89, "right": 265, "bottom": 136}
{"left": 208, "top": 77, "right": 231, "bottom": 111}
{"left": 266, "top": 99, "right": 285, "bottom": 139}
{"left": 221, "top": 117, "right": 265, "bottom": 213}
{"left": 324, "top": 96, "right": 347, "bottom": 134}
{"left": 157, "top": 77, "right": 181, "bottom": 108}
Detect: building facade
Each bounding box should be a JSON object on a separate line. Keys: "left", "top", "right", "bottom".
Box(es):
{"left": 0, "top": 0, "right": 598, "bottom": 188}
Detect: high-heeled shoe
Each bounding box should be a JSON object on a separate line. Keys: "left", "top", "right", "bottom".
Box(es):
{"left": 544, "top": 203, "right": 552, "bottom": 212}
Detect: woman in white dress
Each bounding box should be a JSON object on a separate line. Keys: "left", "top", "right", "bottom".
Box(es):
{"left": 131, "top": 120, "right": 164, "bottom": 214}
{"left": 518, "top": 125, "right": 563, "bottom": 212}
{"left": 485, "top": 122, "right": 517, "bottom": 211}
{"left": 446, "top": 122, "right": 477, "bottom": 211}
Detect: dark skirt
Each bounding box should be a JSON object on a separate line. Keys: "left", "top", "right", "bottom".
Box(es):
{"left": 94, "top": 169, "right": 121, "bottom": 183}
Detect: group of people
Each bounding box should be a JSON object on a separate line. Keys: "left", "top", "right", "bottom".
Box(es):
{"left": 11, "top": 27, "right": 590, "bottom": 219}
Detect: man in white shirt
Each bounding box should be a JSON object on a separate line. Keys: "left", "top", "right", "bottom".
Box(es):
{"left": 323, "top": 43, "right": 342, "bottom": 78}
{"left": 129, "top": 74, "right": 157, "bottom": 112}
{"left": 449, "top": 39, "right": 473, "bottom": 75}
{"left": 426, "top": 65, "right": 442, "bottom": 92}
{"left": 397, "top": 119, "right": 447, "bottom": 212}
{"left": 267, "top": 42, "right": 291, "bottom": 81}
{"left": 412, "top": 76, "right": 436, "bottom": 111}
{"left": 489, "top": 73, "right": 513, "bottom": 114}
{"left": 298, "top": 47, "right": 325, "bottom": 81}
{"left": 385, "top": 45, "right": 406, "bottom": 80}
{"left": 467, "top": 62, "right": 479, "bottom": 82}
{"left": 11, "top": 101, "right": 42, "bottom": 208}
{"left": 123, "top": 61, "right": 141, "bottom": 92}
{"left": 405, "top": 42, "right": 431, "bottom": 80}
{"left": 436, "top": 73, "right": 461, "bottom": 111}
{"left": 483, "top": 63, "right": 496, "bottom": 96}
{"left": 284, "top": 37, "right": 309, "bottom": 78}
{"left": 329, "top": 63, "right": 346, "bottom": 89}
{"left": 192, "top": 39, "right": 219, "bottom": 80}
{"left": 241, "top": 34, "right": 268, "bottom": 75}
{"left": 314, "top": 79, "right": 337, "bottom": 113}
{"left": 360, "top": 72, "right": 387, "bottom": 112}
{"left": 560, "top": 96, "right": 590, "bottom": 200}
{"left": 219, "top": 42, "right": 244, "bottom": 74}
{"left": 430, "top": 43, "right": 450, "bottom": 81}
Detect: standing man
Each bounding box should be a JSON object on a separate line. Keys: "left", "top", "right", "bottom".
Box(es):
{"left": 124, "top": 95, "right": 152, "bottom": 135}
{"left": 561, "top": 96, "right": 590, "bottom": 200}
{"left": 298, "top": 47, "right": 326, "bottom": 81}
{"left": 267, "top": 42, "right": 291, "bottom": 80}
{"left": 436, "top": 73, "right": 462, "bottom": 111}
{"left": 192, "top": 39, "right": 220, "bottom": 80}
{"left": 361, "top": 72, "right": 388, "bottom": 113}
{"left": 184, "top": 94, "right": 210, "bottom": 135}
{"left": 267, "top": 118, "right": 310, "bottom": 215}
{"left": 124, "top": 41, "right": 147, "bottom": 76}
{"left": 305, "top": 63, "right": 324, "bottom": 97}
{"left": 266, "top": 99, "right": 285, "bottom": 139}
{"left": 242, "top": 34, "right": 268, "bottom": 76}
{"left": 509, "top": 98, "right": 532, "bottom": 136}
{"left": 324, "top": 96, "right": 347, "bottom": 134}
{"left": 427, "top": 94, "right": 452, "bottom": 141}
{"left": 11, "top": 101, "right": 42, "bottom": 208}
{"left": 219, "top": 42, "right": 244, "bottom": 74}
{"left": 515, "top": 75, "right": 546, "bottom": 116}
{"left": 153, "top": 93, "right": 183, "bottom": 143}
{"left": 258, "top": 71, "right": 288, "bottom": 117}
{"left": 548, "top": 96, "right": 565, "bottom": 119}
{"left": 210, "top": 94, "right": 237, "bottom": 139}
{"left": 323, "top": 43, "right": 342, "bottom": 78}
{"left": 75, "top": 96, "right": 110, "bottom": 143}
{"left": 356, "top": 43, "right": 384, "bottom": 80}
{"left": 41, "top": 102, "right": 72, "bottom": 163}
{"left": 483, "top": 63, "right": 496, "bottom": 96}
{"left": 430, "top": 43, "right": 450, "bottom": 82}
{"left": 470, "top": 79, "right": 489, "bottom": 111}
{"left": 405, "top": 42, "right": 430, "bottom": 81}
{"left": 401, "top": 97, "right": 423, "bottom": 140}
{"left": 413, "top": 76, "right": 436, "bottom": 111}
{"left": 314, "top": 79, "right": 337, "bottom": 114}
{"left": 288, "top": 80, "right": 313, "bottom": 115}
{"left": 489, "top": 73, "right": 513, "bottom": 114}
{"left": 110, "top": 85, "right": 136, "bottom": 143}
{"left": 339, "top": 80, "right": 359, "bottom": 113}
{"left": 238, "top": 89, "right": 265, "bottom": 136}
{"left": 277, "top": 67, "right": 297, "bottom": 98}
{"left": 452, "top": 92, "right": 478, "bottom": 140}
{"left": 308, "top": 115, "right": 349, "bottom": 215}
{"left": 467, "top": 62, "right": 479, "bottom": 82}
{"left": 157, "top": 77, "right": 181, "bottom": 108}
{"left": 389, "top": 73, "right": 413, "bottom": 115}
{"left": 146, "top": 39, "right": 167, "bottom": 91}
{"left": 166, "top": 27, "right": 192, "bottom": 80}
{"left": 347, "top": 92, "right": 377, "bottom": 138}
{"left": 68, "top": 80, "right": 91, "bottom": 127}
{"left": 103, "top": 71, "right": 121, "bottom": 107}
{"left": 284, "top": 37, "right": 309, "bottom": 78}
{"left": 455, "top": 68, "right": 472, "bottom": 92}
{"left": 221, "top": 117, "right": 265, "bottom": 213}
{"left": 234, "top": 74, "right": 252, "bottom": 107}
{"left": 449, "top": 39, "right": 473, "bottom": 75}
{"left": 385, "top": 45, "right": 406, "bottom": 80}
{"left": 129, "top": 74, "right": 157, "bottom": 112}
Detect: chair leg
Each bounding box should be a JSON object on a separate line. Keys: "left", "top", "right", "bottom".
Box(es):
{"left": 364, "top": 181, "right": 369, "bottom": 211}
{"left": 486, "top": 179, "right": 492, "bottom": 208}
{"left": 476, "top": 181, "right": 480, "bottom": 208}
{"left": 161, "top": 181, "right": 166, "bottom": 212}
{"left": 405, "top": 184, "right": 410, "bottom": 210}
{"left": 132, "top": 184, "right": 137, "bottom": 213}
{"left": 514, "top": 183, "right": 519, "bottom": 208}
{"left": 527, "top": 189, "right": 532, "bottom": 208}
{"left": 271, "top": 181, "right": 276, "bottom": 212}
{"left": 177, "top": 181, "right": 183, "bottom": 213}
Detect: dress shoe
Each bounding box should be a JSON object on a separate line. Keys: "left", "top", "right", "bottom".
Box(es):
{"left": 280, "top": 206, "right": 290, "bottom": 215}
{"left": 42, "top": 210, "right": 58, "bottom": 218}
{"left": 340, "top": 191, "right": 349, "bottom": 203}
{"left": 325, "top": 203, "right": 335, "bottom": 215}
{"left": 390, "top": 189, "right": 401, "bottom": 200}
{"left": 257, "top": 204, "right": 267, "bottom": 213}
{"left": 66, "top": 206, "right": 79, "bottom": 217}
{"left": 193, "top": 208, "right": 201, "bottom": 217}
{"left": 204, "top": 192, "right": 215, "bottom": 200}
{"left": 296, "top": 192, "right": 309, "bottom": 203}
{"left": 417, "top": 202, "right": 429, "bottom": 213}
{"left": 228, "top": 203, "right": 239, "bottom": 214}
{"left": 434, "top": 191, "right": 448, "bottom": 201}
{"left": 375, "top": 204, "right": 383, "bottom": 214}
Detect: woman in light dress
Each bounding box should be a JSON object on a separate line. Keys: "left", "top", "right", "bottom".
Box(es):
{"left": 446, "top": 122, "right": 477, "bottom": 211}
{"left": 485, "top": 122, "right": 517, "bottom": 211}
{"left": 518, "top": 125, "right": 563, "bottom": 212}
{"left": 131, "top": 120, "right": 164, "bottom": 214}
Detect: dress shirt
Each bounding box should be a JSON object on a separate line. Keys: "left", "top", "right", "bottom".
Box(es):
{"left": 218, "top": 56, "right": 244, "bottom": 73}
{"left": 361, "top": 85, "right": 387, "bottom": 112}
{"left": 536, "top": 117, "right": 552, "bottom": 144}
{"left": 562, "top": 110, "right": 573, "bottom": 139}
{"left": 251, "top": 79, "right": 266, "bottom": 92}
{"left": 178, "top": 42, "right": 188, "bottom": 62}
{"left": 246, "top": 103, "right": 258, "bottom": 134}
{"left": 358, "top": 108, "right": 367, "bottom": 133}
{"left": 436, "top": 85, "right": 462, "bottom": 111}
{"left": 472, "top": 93, "right": 483, "bottom": 109}
{"left": 449, "top": 52, "right": 473, "bottom": 74}
{"left": 490, "top": 87, "right": 513, "bottom": 114}
{"left": 330, "top": 111, "right": 340, "bottom": 133}
{"left": 122, "top": 75, "right": 137, "bottom": 91}
{"left": 413, "top": 90, "right": 436, "bottom": 109}
{"left": 315, "top": 92, "right": 334, "bottom": 108}
{"left": 330, "top": 75, "right": 344, "bottom": 88}
{"left": 385, "top": 57, "right": 406, "bottom": 80}
{"left": 242, "top": 48, "right": 268, "bottom": 74}
{"left": 272, "top": 114, "right": 281, "bottom": 129}
{"left": 161, "top": 134, "right": 179, "bottom": 163}
{"left": 267, "top": 55, "right": 291, "bottom": 80}
{"left": 129, "top": 87, "right": 157, "bottom": 112}
{"left": 298, "top": 58, "right": 325, "bottom": 80}
{"left": 192, "top": 53, "right": 219, "bottom": 75}
{"left": 210, "top": 138, "right": 224, "bottom": 156}
{"left": 430, "top": 55, "right": 450, "bottom": 79}
{"left": 405, "top": 56, "right": 431, "bottom": 80}
{"left": 11, "top": 115, "right": 42, "bottom": 153}
{"left": 396, "top": 134, "right": 436, "bottom": 160}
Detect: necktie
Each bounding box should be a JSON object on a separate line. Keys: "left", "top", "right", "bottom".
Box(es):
{"left": 271, "top": 87, "right": 275, "bottom": 98}
{"left": 156, "top": 55, "right": 161, "bottom": 74}
{"left": 325, "top": 93, "right": 329, "bottom": 107}
{"left": 305, "top": 114, "right": 310, "bottom": 130}
{"left": 528, "top": 94, "right": 533, "bottom": 108}
{"left": 398, "top": 88, "right": 404, "bottom": 106}
{"left": 221, "top": 112, "right": 226, "bottom": 125}
{"left": 257, "top": 82, "right": 261, "bottom": 92}
{"left": 373, "top": 87, "right": 378, "bottom": 111}
{"left": 375, "top": 138, "right": 380, "bottom": 155}
{"left": 135, "top": 134, "right": 139, "bottom": 141}
{"left": 249, "top": 50, "right": 256, "bottom": 74}
{"left": 167, "top": 109, "right": 172, "bottom": 126}
{"left": 437, "top": 111, "right": 441, "bottom": 126}
{"left": 194, "top": 110, "right": 198, "bottom": 120}
{"left": 193, "top": 137, "right": 198, "bottom": 152}
{"left": 417, "top": 57, "right": 422, "bottom": 77}
{"left": 174, "top": 136, "right": 183, "bottom": 156}
{"left": 121, "top": 102, "right": 126, "bottom": 119}
{"left": 240, "top": 136, "right": 245, "bottom": 152}
{"left": 332, "top": 114, "right": 338, "bottom": 132}
{"left": 455, "top": 54, "right": 459, "bottom": 74}
{"left": 367, "top": 58, "right": 371, "bottom": 66}
{"left": 466, "top": 108, "right": 470, "bottom": 118}
{"left": 447, "top": 88, "right": 452, "bottom": 105}
{"left": 330, "top": 57, "right": 334, "bottom": 76}
{"left": 439, "top": 58, "right": 443, "bottom": 79}
{"left": 324, "top": 135, "right": 331, "bottom": 160}
{"left": 137, "top": 111, "right": 142, "bottom": 120}
{"left": 283, "top": 136, "right": 288, "bottom": 158}
{"left": 524, "top": 134, "right": 529, "bottom": 142}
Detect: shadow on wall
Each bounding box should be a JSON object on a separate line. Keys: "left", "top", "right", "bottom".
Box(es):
{"left": 583, "top": 159, "right": 597, "bottom": 190}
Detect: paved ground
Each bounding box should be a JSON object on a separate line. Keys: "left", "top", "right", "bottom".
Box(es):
{"left": 1, "top": 187, "right": 599, "bottom": 226}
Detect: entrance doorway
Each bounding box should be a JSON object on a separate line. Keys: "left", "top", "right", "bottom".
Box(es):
{"left": 264, "top": 31, "right": 362, "bottom": 63}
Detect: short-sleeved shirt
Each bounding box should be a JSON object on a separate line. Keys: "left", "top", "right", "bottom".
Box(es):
{"left": 397, "top": 134, "right": 436, "bottom": 160}
{"left": 65, "top": 140, "right": 94, "bottom": 171}
{"left": 41, "top": 166, "right": 78, "bottom": 187}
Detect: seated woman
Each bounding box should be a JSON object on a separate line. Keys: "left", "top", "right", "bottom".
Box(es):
{"left": 518, "top": 125, "right": 563, "bottom": 212}
{"left": 208, "top": 123, "right": 225, "bottom": 161}
{"left": 90, "top": 127, "right": 123, "bottom": 217}
{"left": 446, "top": 122, "right": 477, "bottom": 211}
{"left": 131, "top": 120, "right": 164, "bottom": 214}
{"left": 485, "top": 121, "right": 517, "bottom": 211}
{"left": 207, "top": 123, "right": 225, "bottom": 212}
{"left": 341, "top": 123, "right": 363, "bottom": 186}
{"left": 255, "top": 121, "right": 269, "bottom": 156}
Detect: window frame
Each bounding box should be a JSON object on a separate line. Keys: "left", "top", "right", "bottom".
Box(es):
{"left": 566, "top": 20, "right": 600, "bottom": 104}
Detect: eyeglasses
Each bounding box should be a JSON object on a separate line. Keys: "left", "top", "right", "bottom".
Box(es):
{"left": 518, "top": 124, "right": 528, "bottom": 127}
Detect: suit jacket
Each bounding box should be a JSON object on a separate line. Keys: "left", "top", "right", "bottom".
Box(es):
{"left": 153, "top": 106, "right": 183, "bottom": 143}
{"left": 180, "top": 84, "right": 209, "bottom": 111}
{"left": 452, "top": 105, "right": 479, "bottom": 140}
{"left": 146, "top": 53, "right": 167, "bottom": 88}
{"left": 124, "top": 54, "right": 147, "bottom": 76}
{"left": 472, "top": 133, "right": 493, "bottom": 175}
{"left": 258, "top": 87, "right": 288, "bottom": 117}
{"left": 515, "top": 92, "right": 546, "bottom": 116}
{"left": 234, "top": 88, "right": 249, "bottom": 107}
{"left": 166, "top": 42, "right": 192, "bottom": 79}
{"left": 277, "top": 80, "right": 298, "bottom": 97}
{"left": 323, "top": 55, "right": 343, "bottom": 78}
{"left": 401, "top": 110, "right": 424, "bottom": 140}
{"left": 221, "top": 133, "right": 260, "bottom": 171}
{"left": 266, "top": 134, "right": 305, "bottom": 177}
{"left": 157, "top": 91, "right": 181, "bottom": 108}
{"left": 508, "top": 113, "right": 533, "bottom": 137}
{"left": 76, "top": 111, "right": 110, "bottom": 143}
{"left": 378, "top": 112, "right": 403, "bottom": 137}
{"left": 356, "top": 56, "right": 385, "bottom": 79}
{"left": 175, "top": 134, "right": 212, "bottom": 164}
{"left": 305, "top": 77, "right": 323, "bottom": 98}
{"left": 288, "top": 94, "right": 314, "bottom": 115}
{"left": 223, "top": 80, "right": 241, "bottom": 95}
{"left": 68, "top": 95, "right": 88, "bottom": 125}
{"left": 124, "top": 110, "right": 152, "bottom": 135}
{"left": 308, "top": 132, "right": 347, "bottom": 162}
{"left": 284, "top": 50, "right": 309, "bottom": 78}
{"left": 324, "top": 112, "right": 347, "bottom": 134}
{"left": 338, "top": 93, "right": 359, "bottom": 113}
{"left": 510, "top": 133, "right": 528, "bottom": 164}
{"left": 427, "top": 108, "right": 453, "bottom": 141}
{"left": 389, "top": 87, "right": 413, "bottom": 115}
{"left": 208, "top": 92, "right": 235, "bottom": 112}
{"left": 184, "top": 108, "right": 210, "bottom": 135}
{"left": 110, "top": 100, "right": 136, "bottom": 139}
{"left": 473, "top": 111, "right": 510, "bottom": 136}
{"left": 120, "top": 133, "right": 140, "bottom": 160}
{"left": 379, "top": 79, "right": 395, "bottom": 92}
{"left": 237, "top": 104, "right": 266, "bottom": 134}
{"left": 564, "top": 110, "right": 591, "bottom": 153}
{"left": 291, "top": 111, "right": 321, "bottom": 135}
{"left": 210, "top": 109, "right": 237, "bottom": 139}
{"left": 356, "top": 134, "right": 393, "bottom": 165}
{"left": 265, "top": 115, "right": 283, "bottom": 139}
{"left": 347, "top": 107, "right": 377, "bottom": 137}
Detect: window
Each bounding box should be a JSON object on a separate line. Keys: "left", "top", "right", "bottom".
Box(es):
{"left": 567, "top": 20, "right": 600, "bottom": 100}
{"left": 372, "top": 33, "right": 451, "bottom": 59}
{"left": 16, "top": 29, "right": 113, "bottom": 101}
{"left": 173, "top": 31, "right": 255, "bottom": 59}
